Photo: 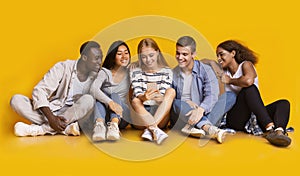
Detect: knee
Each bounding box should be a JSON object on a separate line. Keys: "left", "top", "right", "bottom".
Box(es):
{"left": 10, "top": 94, "right": 26, "bottom": 110}
{"left": 278, "top": 99, "right": 290, "bottom": 109}
{"left": 165, "top": 88, "right": 176, "bottom": 99}
{"left": 78, "top": 94, "right": 95, "bottom": 110}
{"left": 243, "top": 84, "right": 258, "bottom": 92}
{"left": 131, "top": 97, "right": 142, "bottom": 109}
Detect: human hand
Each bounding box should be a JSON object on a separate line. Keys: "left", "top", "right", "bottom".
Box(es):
{"left": 221, "top": 74, "right": 231, "bottom": 84}
{"left": 143, "top": 89, "right": 160, "bottom": 101}
{"left": 48, "top": 115, "right": 68, "bottom": 132}
{"left": 185, "top": 100, "right": 199, "bottom": 109}
{"left": 108, "top": 101, "right": 123, "bottom": 117}
{"left": 185, "top": 107, "right": 205, "bottom": 125}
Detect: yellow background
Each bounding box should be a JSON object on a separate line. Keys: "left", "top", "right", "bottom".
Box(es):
{"left": 1, "top": 0, "right": 299, "bottom": 175}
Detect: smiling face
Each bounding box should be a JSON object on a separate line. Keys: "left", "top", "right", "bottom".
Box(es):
{"left": 86, "top": 47, "right": 103, "bottom": 72}
{"left": 115, "top": 45, "right": 130, "bottom": 67}
{"left": 175, "top": 45, "right": 195, "bottom": 70}
{"left": 216, "top": 47, "right": 235, "bottom": 69}
{"left": 140, "top": 46, "right": 159, "bottom": 70}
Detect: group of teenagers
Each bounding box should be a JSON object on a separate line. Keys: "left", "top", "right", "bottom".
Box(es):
{"left": 10, "top": 36, "right": 292, "bottom": 147}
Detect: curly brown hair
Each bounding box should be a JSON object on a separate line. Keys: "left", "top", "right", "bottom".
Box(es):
{"left": 217, "top": 40, "right": 258, "bottom": 65}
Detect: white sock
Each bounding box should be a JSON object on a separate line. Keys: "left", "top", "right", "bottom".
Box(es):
{"left": 266, "top": 125, "right": 274, "bottom": 131}
{"left": 275, "top": 127, "right": 284, "bottom": 132}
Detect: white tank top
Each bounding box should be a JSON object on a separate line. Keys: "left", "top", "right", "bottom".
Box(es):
{"left": 225, "top": 61, "right": 259, "bottom": 94}
{"left": 66, "top": 75, "right": 90, "bottom": 105}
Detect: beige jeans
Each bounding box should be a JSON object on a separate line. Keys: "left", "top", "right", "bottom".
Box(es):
{"left": 10, "top": 94, "right": 94, "bottom": 125}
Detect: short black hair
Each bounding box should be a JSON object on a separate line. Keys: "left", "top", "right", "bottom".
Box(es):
{"left": 80, "top": 41, "right": 100, "bottom": 56}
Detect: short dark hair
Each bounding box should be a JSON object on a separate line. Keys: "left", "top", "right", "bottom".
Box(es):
{"left": 176, "top": 36, "right": 196, "bottom": 53}
{"left": 80, "top": 41, "right": 100, "bottom": 56}
{"left": 102, "top": 40, "right": 131, "bottom": 69}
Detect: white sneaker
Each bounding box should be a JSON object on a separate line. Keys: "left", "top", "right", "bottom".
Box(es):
{"left": 181, "top": 124, "right": 205, "bottom": 138}
{"left": 106, "top": 122, "right": 120, "bottom": 141}
{"left": 150, "top": 127, "right": 168, "bottom": 145}
{"left": 141, "top": 128, "right": 153, "bottom": 141}
{"left": 92, "top": 121, "right": 106, "bottom": 142}
{"left": 14, "top": 122, "right": 46, "bottom": 137}
{"left": 208, "top": 126, "right": 227, "bottom": 143}
{"left": 63, "top": 122, "right": 80, "bottom": 136}
{"left": 215, "top": 129, "right": 227, "bottom": 144}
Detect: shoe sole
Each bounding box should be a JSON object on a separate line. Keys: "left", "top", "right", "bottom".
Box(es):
{"left": 92, "top": 136, "right": 106, "bottom": 142}
{"left": 216, "top": 131, "right": 228, "bottom": 144}
{"left": 189, "top": 133, "right": 205, "bottom": 138}
{"left": 106, "top": 135, "right": 120, "bottom": 141}
{"left": 157, "top": 135, "right": 168, "bottom": 145}
{"left": 181, "top": 130, "right": 205, "bottom": 138}
{"left": 141, "top": 135, "right": 153, "bottom": 141}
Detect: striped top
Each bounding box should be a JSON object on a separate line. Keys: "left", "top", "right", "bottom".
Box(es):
{"left": 130, "top": 67, "right": 173, "bottom": 105}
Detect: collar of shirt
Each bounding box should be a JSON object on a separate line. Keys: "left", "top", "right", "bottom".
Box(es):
{"left": 177, "top": 60, "right": 200, "bottom": 78}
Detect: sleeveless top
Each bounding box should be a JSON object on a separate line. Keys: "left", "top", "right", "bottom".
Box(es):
{"left": 225, "top": 61, "right": 259, "bottom": 94}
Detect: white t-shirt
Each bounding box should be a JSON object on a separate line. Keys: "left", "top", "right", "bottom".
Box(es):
{"left": 181, "top": 73, "right": 193, "bottom": 101}
{"left": 66, "top": 75, "right": 90, "bottom": 105}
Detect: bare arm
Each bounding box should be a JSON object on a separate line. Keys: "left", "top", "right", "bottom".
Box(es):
{"left": 221, "top": 61, "right": 257, "bottom": 87}
{"left": 40, "top": 107, "right": 67, "bottom": 132}
{"left": 201, "top": 58, "right": 224, "bottom": 78}
{"left": 201, "top": 59, "right": 225, "bottom": 95}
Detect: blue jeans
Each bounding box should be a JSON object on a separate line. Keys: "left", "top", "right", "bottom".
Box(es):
{"left": 171, "top": 99, "right": 211, "bottom": 129}
{"left": 202, "top": 91, "right": 237, "bottom": 127}
{"left": 170, "top": 91, "right": 236, "bottom": 129}
{"left": 94, "top": 93, "right": 130, "bottom": 129}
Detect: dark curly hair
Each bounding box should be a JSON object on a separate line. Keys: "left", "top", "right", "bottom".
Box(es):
{"left": 217, "top": 40, "right": 258, "bottom": 65}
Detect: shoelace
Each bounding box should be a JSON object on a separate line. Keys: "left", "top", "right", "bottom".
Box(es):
{"left": 107, "top": 122, "right": 120, "bottom": 134}
{"left": 28, "top": 125, "right": 40, "bottom": 136}
{"left": 94, "top": 122, "right": 105, "bottom": 132}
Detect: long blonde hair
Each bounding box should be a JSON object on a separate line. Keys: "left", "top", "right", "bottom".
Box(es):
{"left": 137, "top": 38, "right": 169, "bottom": 69}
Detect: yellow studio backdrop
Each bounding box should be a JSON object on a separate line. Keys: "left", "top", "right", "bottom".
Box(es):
{"left": 0, "top": 0, "right": 299, "bottom": 175}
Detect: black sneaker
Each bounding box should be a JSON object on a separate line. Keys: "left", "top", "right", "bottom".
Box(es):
{"left": 265, "top": 129, "right": 291, "bottom": 147}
